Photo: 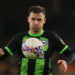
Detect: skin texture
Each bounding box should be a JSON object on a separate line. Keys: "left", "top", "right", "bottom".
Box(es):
{"left": 57, "top": 60, "right": 68, "bottom": 72}
{"left": 0, "top": 48, "right": 4, "bottom": 56}
{"left": 0, "top": 12, "right": 68, "bottom": 72}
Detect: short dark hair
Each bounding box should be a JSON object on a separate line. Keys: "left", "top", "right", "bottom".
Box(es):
{"left": 29, "top": 6, "right": 46, "bottom": 16}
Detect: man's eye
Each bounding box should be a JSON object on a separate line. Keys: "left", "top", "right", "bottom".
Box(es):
{"left": 32, "top": 18, "right": 36, "bottom": 20}
{"left": 37, "top": 19, "right": 42, "bottom": 21}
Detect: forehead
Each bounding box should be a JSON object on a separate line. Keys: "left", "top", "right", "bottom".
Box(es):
{"left": 29, "top": 12, "right": 45, "bottom": 18}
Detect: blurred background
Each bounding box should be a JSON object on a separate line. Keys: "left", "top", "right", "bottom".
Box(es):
{"left": 0, "top": 0, "right": 75, "bottom": 75}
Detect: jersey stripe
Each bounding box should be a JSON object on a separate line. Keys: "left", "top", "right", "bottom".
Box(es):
{"left": 34, "top": 59, "right": 45, "bottom": 75}
{"left": 27, "top": 59, "right": 36, "bottom": 75}
{"left": 49, "top": 58, "right": 52, "bottom": 75}
{"left": 21, "top": 58, "right": 28, "bottom": 75}
{"left": 4, "top": 46, "right": 13, "bottom": 56}
{"left": 59, "top": 45, "right": 68, "bottom": 54}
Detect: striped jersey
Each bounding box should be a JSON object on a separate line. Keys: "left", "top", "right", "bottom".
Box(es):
{"left": 3, "top": 30, "right": 73, "bottom": 75}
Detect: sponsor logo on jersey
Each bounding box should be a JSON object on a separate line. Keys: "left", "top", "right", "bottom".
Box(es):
{"left": 41, "top": 40, "right": 48, "bottom": 46}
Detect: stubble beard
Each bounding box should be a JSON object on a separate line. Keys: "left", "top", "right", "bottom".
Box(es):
{"left": 32, "top": 28, "right": 41, "bottom": 33}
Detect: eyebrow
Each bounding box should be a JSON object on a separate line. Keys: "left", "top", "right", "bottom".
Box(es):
{"left": 31, "top": 18, "right": 42, "bottom": 21}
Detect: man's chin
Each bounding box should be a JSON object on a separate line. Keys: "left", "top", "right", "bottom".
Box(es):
{"left": 33, "top": 28, "right": 40, "bottom": 33}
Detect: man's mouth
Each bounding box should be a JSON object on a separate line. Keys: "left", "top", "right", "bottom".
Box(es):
{"left": 33, "top": 26, "right": 39, "bottom": 28}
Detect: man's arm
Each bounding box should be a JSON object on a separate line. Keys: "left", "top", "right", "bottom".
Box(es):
{"left": 57, "top": 46, "right": 75, "bottom": 72}
{"left": 57, "top": 51, "right": 75, "bottom": 72}
{"left": 51, "top": 31, "right": 75, "bottom": 72}
{"left": 0, "top": 33, "right": 25, "bottom": 58}
{"left": 0, "top": 33, "right": 21, "bottom": 57}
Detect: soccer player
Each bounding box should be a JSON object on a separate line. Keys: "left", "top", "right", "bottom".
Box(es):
{"left": 0, "top": 6, "right": 74, "bottom": 75}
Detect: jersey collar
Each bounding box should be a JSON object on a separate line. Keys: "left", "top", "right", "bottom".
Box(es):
{"left": 28, "top": 30, "right": 44, "bottom": 37}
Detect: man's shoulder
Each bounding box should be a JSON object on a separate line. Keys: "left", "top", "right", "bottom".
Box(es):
{"left": 44, "top": 30, "right": 57, "bottom": 36}
{"left": 16, "top": 32, "right": 28, "bottom": 36}
{"left": 14, "top": 32, "right": 28, "bottom": 38}
{"left": 44, "top": 30, "right": 61, "bottom": 39}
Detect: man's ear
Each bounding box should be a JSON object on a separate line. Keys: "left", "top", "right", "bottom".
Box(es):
{"left": 44, "top": 18, "right": 46, "bottom": 24}
{"left": 27, "top": 16, "right": 29, "bottom": 23}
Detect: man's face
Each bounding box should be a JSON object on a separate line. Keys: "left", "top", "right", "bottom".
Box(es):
{"left": 27, "top": 12, "right": 46, "bottom": 32}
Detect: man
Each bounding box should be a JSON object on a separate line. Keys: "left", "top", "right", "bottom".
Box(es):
{"left": 0, "top": 6, "right": 74, "bottom": 75}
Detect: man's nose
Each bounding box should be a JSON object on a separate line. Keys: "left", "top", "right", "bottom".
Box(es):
{"left": 34, "top": 20, "right": 38, "bottom": 24}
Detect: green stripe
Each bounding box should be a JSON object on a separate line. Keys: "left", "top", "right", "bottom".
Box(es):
{"left": 49, "top": 73, "right": 52, "bottom": 75}
{"left": 22, "top": 36, "right": 29, "bottom": 43}
{"left": 35, "top": 59, "right": 45, "bottom": 75}
{"left": 4, "top": 46, "right": 13, "bottom": 56}
{"left": 40, "top": 37, "right": 48, "bottom": 52}
{"left": 59, "top": 45, "right": 68, "bottom": 54}
{"left": 21, "top": 58, "right": 28, "bottom": 75}
{"left": 28, "top": 30, "right": 44, "bottom": 37}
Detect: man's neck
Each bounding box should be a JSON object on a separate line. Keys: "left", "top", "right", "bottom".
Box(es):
{"left": 28, "top": 30, "right": 44, "bottom": 37}
{"left": 30, "top": 30, "right": 42, "bottom": 34}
